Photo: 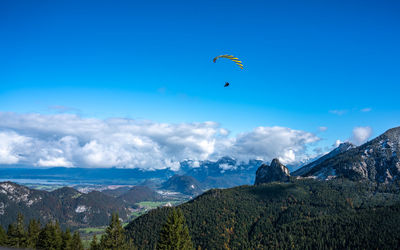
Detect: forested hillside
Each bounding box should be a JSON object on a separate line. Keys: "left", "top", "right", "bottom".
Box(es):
{"left": 0, "top": 182, "right": 130, "bottom": 230}
{"left": 125, "top": 178, "right": 400, "bottom": 249}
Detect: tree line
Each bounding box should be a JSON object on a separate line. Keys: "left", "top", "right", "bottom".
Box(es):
{"left": 0, "top": 208, "right": 193, "bottom": 250}
{"left": 0, "top": 213, "right": 84, "bottom": 249}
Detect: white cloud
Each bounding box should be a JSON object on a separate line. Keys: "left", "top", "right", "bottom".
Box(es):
{"left": 190, "top": 161, "right": 200, "bottom": 168}
{"left": 279, "top": 150, "right": 296, "bottom": 163}
{"left": 318, "top": 126, "right": 328, "bottom": 132}
{"left": 334, "top": 139, "right": 343, "bottom": 147}
{"left": 219, "top": 163, "right": 236, "bottom": 171}
{"left": 227, "top": 126, "right": 319, "bottom": 165}
{"left": 361, "top": 108, "right": 372, "bottom": 112}
{"left": 329, "top": 110, "right": 347, "bottom": 115}
{"left": 0, "top": 112, "right": 320, "bottom": 169}
{"left": 0, "top": 131, "right": 32, "bottom": 164}
{"left": 351, "top": 126, "right": 372, "bottom": 145}
{"left": 37, "top": 157, "right": 72, "bottom": 167}
{"left": 219, "top": 128, "right": 230, "bottom": 136}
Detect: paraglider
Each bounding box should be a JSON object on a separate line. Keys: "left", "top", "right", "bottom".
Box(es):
{"left": 213, "top": 54, "right": 243, "bottom": 69}
{"left": 213, "top": 54, "right": 243, "bottom": 87}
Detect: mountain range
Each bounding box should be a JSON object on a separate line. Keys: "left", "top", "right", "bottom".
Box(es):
{"left": 0, "top": 157, "right": 263, "bottom": 190}
{"left": 293, "top": 126, "right": 400, "bottom": 183}
{"left": 180, "top": 157, "right": 263, "bottom": 188}
{"left": 1, "top": 126, "right": 400, "bottom": 235}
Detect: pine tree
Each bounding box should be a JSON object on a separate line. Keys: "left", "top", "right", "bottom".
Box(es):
{"left": 61, "top": 228, "right": 72, "bottom": 250}
{"left": 36, "top": 221, "right": 62, "bottom": 250}
{"left": 27, "top": 219, "right": 41, "bottom": 248}
{"left": 89, "top": 234, "right": 100, "bottom": 250}
{"left": 0, "top": 226, "right": 7, "bottom": 246}
{"left": 100, "top": 213, "right": 130, "bottom": 250}
{"left": 6, "top": 223, "right": 16, "bottom": 246}
{"left": 7, "top": 213, "right": 27, "bottom": 247}
{"left": 71, "top": 231, "right": 84, "bottom": 250}
{"left": 157, "top": 208, "right": 193, "bottom": 250}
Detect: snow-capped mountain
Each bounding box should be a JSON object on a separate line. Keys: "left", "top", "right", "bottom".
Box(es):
{"left": 292, "top": 142, "right": 355, "bottom": 177}
{"left": 181, "top": 157, "right": 263, "bottom": 188}
{"left": 296, "top": 127, "right": 400, "bottom": 183}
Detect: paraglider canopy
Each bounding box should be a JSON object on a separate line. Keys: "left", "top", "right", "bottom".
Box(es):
{"left": 213, "top": 54, "right": 243, "bottom": 69}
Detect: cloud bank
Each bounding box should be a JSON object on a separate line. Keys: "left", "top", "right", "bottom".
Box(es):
{"left": 0, "top": 112, "right": 319, "bottom": 170}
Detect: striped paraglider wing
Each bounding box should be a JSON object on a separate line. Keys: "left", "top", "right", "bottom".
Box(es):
{"left": 213, "top": 54, "right": 243, "bottom": 69}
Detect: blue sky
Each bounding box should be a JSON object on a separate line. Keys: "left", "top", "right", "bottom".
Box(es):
{"left": 0, "top": 0, "right": 399, "bottom": 168}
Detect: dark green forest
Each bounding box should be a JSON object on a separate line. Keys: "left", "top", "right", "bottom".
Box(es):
{"left": 0, "top": 213, "right": 84, "bottom": 250}
{"left": 125, "top": 178, "right": 400, "bottom": 249}
{"left": 0, "top": 213, "right": 132, "bottom": 250}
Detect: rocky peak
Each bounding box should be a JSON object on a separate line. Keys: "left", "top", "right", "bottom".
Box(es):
{"left": 254, "top": 158, "right": 290, "bottom": 185}
{"left": 0, "top": 181, "right": 29, "bottom": 196}
{"left": 217, "top": 156, "right": 236, "bottom": 165}
{"left": 381, "top": 126, "right": 400, "bottom": 141}
{"left": 270, "top": 159, "right": 290, "bottom": 175}
{"left": 0, "top": 181, "right": 43, "bottom": 207}
{"left": 337, "top": 142, "right": 355, "bottom": 151}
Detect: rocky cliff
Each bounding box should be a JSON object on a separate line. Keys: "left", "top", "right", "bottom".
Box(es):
{"left": 254, "top": 158, "right": 290, "bottom": 184}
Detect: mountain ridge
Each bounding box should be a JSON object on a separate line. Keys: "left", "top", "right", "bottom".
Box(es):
{"left": 295, "top": 126, "right": 400, "bottom": 183}
{"left": 161, "top": 175, "right": 203, "bottom": 196}
{"left": 0, "top": 181, "right": 131, "bottom": 229}
{"left": 292, "top": 142, "right": 355, "bottom": 176}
